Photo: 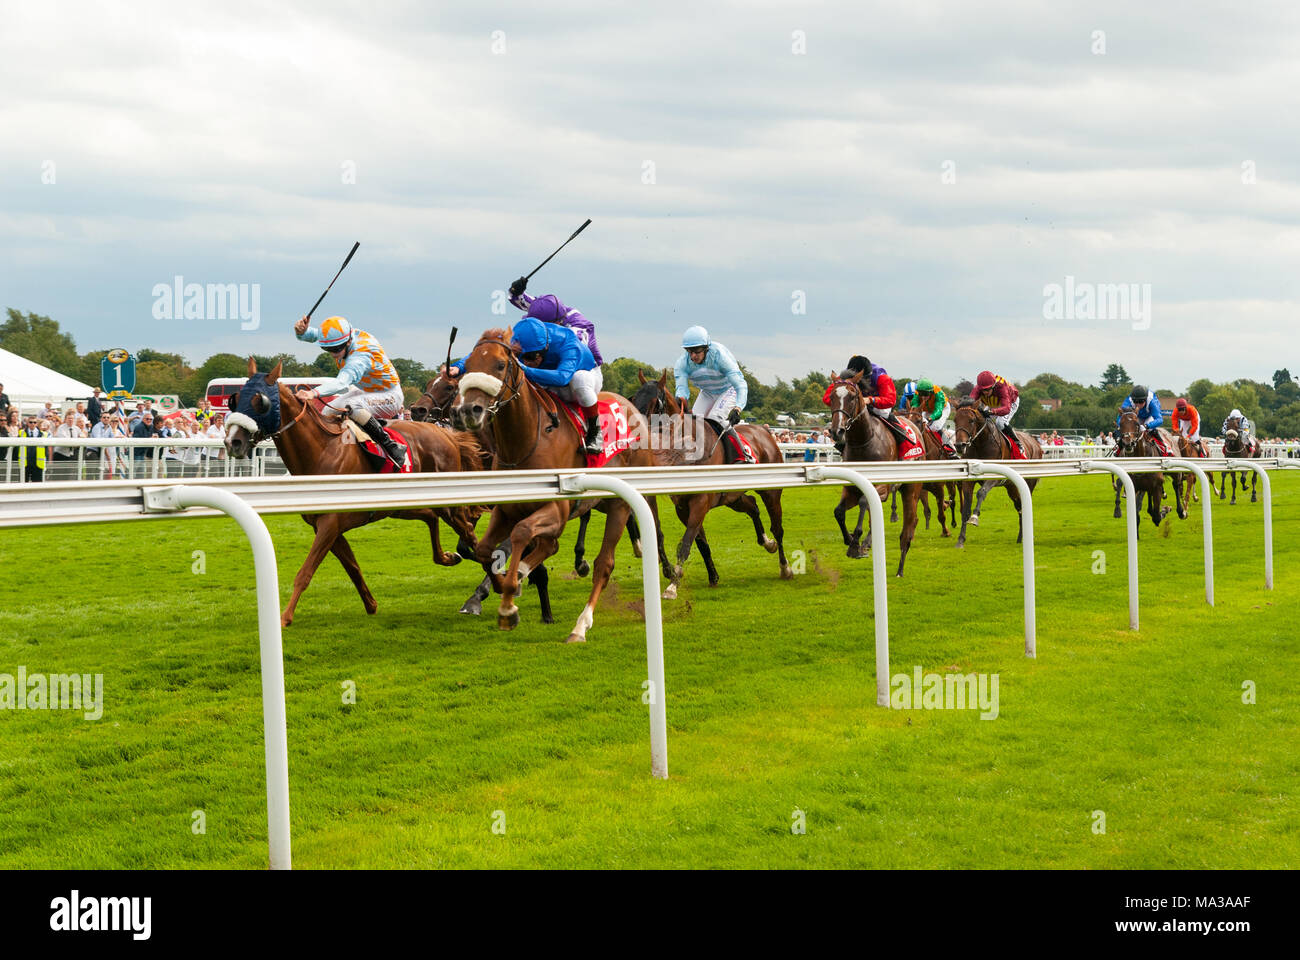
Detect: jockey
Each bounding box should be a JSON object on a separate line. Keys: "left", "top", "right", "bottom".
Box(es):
{"left": 294, "top": 315, "right": 406, "bottom": 467}
{"left": 1172, "top": 397, "right": 1205, "bottom": 455}
{"left": 910, "top": 378, "right": 953, "bottom": 452}
{"left": 674, "top": 326, "right": 747, "bottom": 428}
{"left": 1117, "top": 384, "right": 1169, "bottom": 454}
{"left": 898, "top": 380, "right": 917, "bottom": 411}
{"left": 509, "top": 318, "right": 606, "bottom": 454}
{"left": 1222, "top": 408, "right": 1257, "bottom": 452}
{"left": 970, "top": 370, "right": 1023, "bottom": 454}
{"left": 830, "top": 355, "right": 907, "bottom": 432}
{"left": 507, "top": 276, "right": 603, "bottom": 365}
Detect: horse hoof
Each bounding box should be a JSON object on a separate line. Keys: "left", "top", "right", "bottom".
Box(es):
{"left": 969, "top": 516, "right": 980, "bottom": 527}
{"left": 364, "top": 602, "right": 378, "bottom": 615}
{"left": 280, "top": 613, "right": 293, "bottom": 628}
{"left": 498, "top": 609, "right": 520, "bottom": 630}
{"left": 575, "top": 559, "right": 591, "bottom": 578}
{"left": 662, "top": 583, "right": 678, "bottom": 600}
{"left": 632, "top": 540, "right": 643, "bottom": 559}
{"left": 460, "top": 599, "right": 482, "bottom": 616}
{"left": 440, "top": 553, "right": 462, "bottom": 566}
{"left": 780, "top": 565, "right": 794, "bottom": 580}
{"left": 541, "top": 613, "right": 555, "bottom": 625}
{"left": 708, "top": 577, "right": 720, "bottom": 588}
{"left": 564, "top": 633, "right": 587, "bottom": 644}
{"left": 763, "top": 538, "right": 778, "bottom": 554}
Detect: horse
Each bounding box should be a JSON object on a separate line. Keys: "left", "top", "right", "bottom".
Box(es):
{"left": 1113, "top": 410, "right": 1183, "bottom": 532}
{"left": 950, "top": 400, "right": 1042, "bottom": 547}
{"left": 901, "top": 406, "right": 957, "bottom": 536}
{"left": 630, "top": 369, "right": 791, "bottom": 596}
{"left": 451, "top": 329, "right": 664, "bottom": 642}
{"left": 824, "top": 372, "right": 926, "bottom": 576}
{"left": 224, "top": 358, "right": 484, "bottom": 627}
{"left": 1174, "top": 433, "right": 1208, "bottom": 513}
{"left": 413, "top": 370, "right": 639, "bottom": 582}
{"left": 1220, "top": 423, "right": 1261, "bottom": 504}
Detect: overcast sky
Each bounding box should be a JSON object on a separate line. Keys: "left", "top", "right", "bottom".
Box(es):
{"left": 2, "top": 0, "right": 1298, "bottom": 391}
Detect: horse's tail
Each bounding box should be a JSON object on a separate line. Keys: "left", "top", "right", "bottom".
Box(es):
{"left": 451, "top": 430, "right": 485, "bottom": 472}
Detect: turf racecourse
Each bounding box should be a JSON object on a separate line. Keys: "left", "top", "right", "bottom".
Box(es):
{"left": 0, "top": 472, "right": 1295, "bottom": 869}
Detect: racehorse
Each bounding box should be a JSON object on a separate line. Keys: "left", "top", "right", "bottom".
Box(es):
{"left": 631, "top": 370, "right": 791, "bottom": 596}
{"left": 1220, "top": 424, "right": 1261, "bottom": 504}
{"left": 901, "top": 406, "right": 957, "bottom": 536}
{"left": 413, "top": 371, "right": 640, "bottom": 582}
{"left": 451, "top": 329, "right": 664, "bottom": 642}
{"left": 1174, "top": 433, "right": 1208, "bottom": 513}
{"left": 224, "top": 359, "right": 483, "bottom": 627}
{"left": 1113, "top": 410, "right": 1183, "bottom": 533}
{"left": 824, "top": 372, "right": 926, "bottom": 576}
{"left": 951, "top": 400, "right": 1042, "bottom": 547}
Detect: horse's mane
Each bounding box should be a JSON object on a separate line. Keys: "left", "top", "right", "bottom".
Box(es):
{"left": 479, "top": 327, "right": 512, "bottom": 343}
{"left": 956, "top": 397, "right": 977, "bottom": 409}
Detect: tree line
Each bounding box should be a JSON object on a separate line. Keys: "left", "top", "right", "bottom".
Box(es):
{"left": 4, "top": 309, "right": 1298, "bottom": 436}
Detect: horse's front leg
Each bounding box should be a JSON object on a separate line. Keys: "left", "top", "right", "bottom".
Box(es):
{"left": 573, "top": 508, "right": 592, "bottom": 577}
{"left": 497, "top": 503, "right": 566, "bottom": 630}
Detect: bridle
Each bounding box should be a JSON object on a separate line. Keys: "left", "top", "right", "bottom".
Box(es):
{"left": 827, "top": 379, "right": 868, "bottom": 438}
{"left": 954, "top": 404, "right": 993, "bottom": 455}
{"left": 460, "top": 336, "right": 550, "bottom": 469}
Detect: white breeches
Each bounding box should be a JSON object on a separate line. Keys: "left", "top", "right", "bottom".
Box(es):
{"left": 692, "top": 387, "right": 738, "bottom": 422}
{"left": 323, "top": 384, "right": 404, "bottom": 420}
{"left": 992, "top": 396, "right": 1020, "bottom": 430}
{"left": 550, "top": 367, "right": 603, "bottom": 409}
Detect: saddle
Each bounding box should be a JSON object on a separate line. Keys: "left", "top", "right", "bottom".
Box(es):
{"left": 702, "top": 417, "right": 756, "bottom": 464}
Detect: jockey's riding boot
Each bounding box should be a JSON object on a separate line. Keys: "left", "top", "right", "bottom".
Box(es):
{"left": 358, "top": 413, "right": 406, "bottom": 468}
{"left": 581, "top": 408, "right": 604, "bottom": 455}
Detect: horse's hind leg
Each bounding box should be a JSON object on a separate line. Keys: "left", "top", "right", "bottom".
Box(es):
{"left": 972, "top": 478, "right": 999, "bottom": 525}
{"left": 527, "top": 563, "right": 554, "bottom": 624}
{"left": 328, "top": 533, "right": 378, "bottom": 617}
{"left": 460, "top": 575, "right": 491, "bottom": 616}
{"left": 627, "top": 513, "right": 643, "bottom": 558}
{"left": 695, "top": 529, "right": 720, "bottom": 587}
{"left": 727, "top": 492, "right": 775, "bottom": 553}
{"left": 956, "top": 480, "right": 974, "bottom": 548}
{"left": 896, "top": 484, "right": 921, "bottom": 577}
{"left": 921, "top": 489, "right": 932, "bottom": 530}
{"left": 758, "top": 488, "right": 792, "bottom": 579}
{"left": 573, "top": 510, "right": 592, "bottom": 577}
{"left": 889, "top": 485, "right": 899, "bottom": 523}
{"left": 1251, "top": 471, "right": 1258, "bottom": 503}
{"left": 567, "top": 500, "right": 631, "bottom": 644}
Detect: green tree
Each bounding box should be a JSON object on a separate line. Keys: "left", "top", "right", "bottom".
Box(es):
{"left": 1272, "top": 368, "right": 1293, "bottom": 390}
{"left": 1, "top": 309, "right": 81, "bottom": 378}
{"left": 1099, "top": 363, "right": 1131, "bottom": 389}
{"left": 135, "top": 360, "right": 187, "bottom": 397}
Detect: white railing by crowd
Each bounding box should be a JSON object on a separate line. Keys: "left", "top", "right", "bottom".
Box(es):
{"left": 0, "top": 436, "right": 285, "bottom": 482}
{"left": 0, "top": 455, "right": 1293, "bottom": 870}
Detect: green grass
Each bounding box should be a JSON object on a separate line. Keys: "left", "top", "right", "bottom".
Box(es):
{"left": 0, "top": 472, "right": 1296, "bottom": 869}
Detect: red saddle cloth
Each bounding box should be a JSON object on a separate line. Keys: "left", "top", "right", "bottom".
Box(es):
{"left": 896, "top": 418, "right": 926, "bottom": 461}
{"left": 360, "top": 425, "right": 413, "bottom": 473}
{"left": 553, "top": 395, "right": 632, "bottom": 468}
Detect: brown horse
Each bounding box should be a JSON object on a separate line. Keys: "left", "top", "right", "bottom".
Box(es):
{"left": 824, "top": 372, "right": 926, "bottom": 576}
{"left": 451, "top": 329, "right": 662, "bottom": 642}
{"left": 901, "top": 406, "right": 956, "bottom": 537}
{"left": 224, "top": 359, "right": 483, "bottom": 626}
{"left": 630, "top": 369, "right": 791, "bottom": 596}
{"left": 1113, "top": 410, "right": 1183, "bottom": 532}
{"left": 1220, "top": 421, "right": 1262, "bottom": 504}
{"left": 951, "top": 400, "right": 1042, "bottom": 547}
{"left": 413, "top": 370, "right": 637, "bottom": 582}
{"left": 1175, "top": 433, "right": 1208, "bottom": 513}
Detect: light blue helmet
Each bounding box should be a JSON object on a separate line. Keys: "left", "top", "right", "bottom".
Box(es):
{"left": 682, "top": 325, "right": 710, "bottom": 349}
{"left": 902, "top": 380, "right": 917, "bottom": 398}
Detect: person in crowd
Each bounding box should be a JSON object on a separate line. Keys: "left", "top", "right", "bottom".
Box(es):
{"left": 0, "top": 384, "right": 9, "bottom": 419}
{"left": 86, "top": 388, "right": 103, "bottom": 426}
{"left": 19, "top": 415, "right": 48, "bottom": 482}
{"left": 131, "top": 412, "right": 154, "bottom": 467}
{"left": 52, "top": 409, "right": 87, "bottom": 478}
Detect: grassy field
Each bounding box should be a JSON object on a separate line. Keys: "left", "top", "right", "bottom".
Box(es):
{"left": 0, "top": 471, "right": 1296, "bottom": 869}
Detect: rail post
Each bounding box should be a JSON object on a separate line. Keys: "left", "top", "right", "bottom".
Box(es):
{"left": 1224, "top": 458, "right": 1273, "bottom": 590}
{"left": 968, "top": 461, "right": 1036, "bottom": 657}
{"left": 1161, "top": 458, "right": 1215, "bottom": 605}
{"left": 1080, "top": 460, "right": 1139, "bottom": 630}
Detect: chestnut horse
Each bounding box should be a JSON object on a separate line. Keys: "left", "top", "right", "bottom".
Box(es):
{"left": 224, "top": 359, "right": 483, "bottom": 626}
{"left": 951, "top": 400, "right": 1042, "bottom": 547}
{"left": 451, "top": 329, "right": 663, "bottom": 643}
{"left": 631, "top": 369, "right": 791, "bottom": 597}
{"left": 1175, "top": 433, "right": 1208, "bottom": 513}
{"left": 1113, "top": 410, "right": 1183, "bottom": 533}
{"left": 824, "top": 372, "right": 926, "bottom": 576}
{"left": 901, "top": 406, "right": 956, "bottom": 536}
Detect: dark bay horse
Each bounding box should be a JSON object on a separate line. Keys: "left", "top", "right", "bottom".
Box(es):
{"left": 824, "top": 372, "right": 926, "bottom": 576}
{"left": 452, "top": 329, "right": 663, "bottom": 642}
{"left": 951, "top": 400, "right": 1042, "bottom": 547}
{"left": 631, "top": 369, "right": 791, "bottom": 597}
{"left": 224, "top": 359, "right": 483, "bottom": 626}
{"left": 1113, "top": 410, "right": 1183, "bottom": 533}
{"left": 1220, "top": 422, "right": 1261, "bottom": 504}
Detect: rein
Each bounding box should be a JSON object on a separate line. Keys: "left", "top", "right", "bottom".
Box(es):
{"left": 468, "top": 336, "right": 551, "bottom": 469}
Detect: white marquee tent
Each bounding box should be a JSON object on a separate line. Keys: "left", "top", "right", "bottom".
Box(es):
{"left": 0, "top": 347, "right": 97, "bottom": 410}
